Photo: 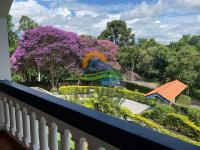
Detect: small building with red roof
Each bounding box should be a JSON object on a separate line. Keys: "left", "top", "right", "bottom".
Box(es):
{"left": 145, "top": 80, "right": 187, "bottom": 104}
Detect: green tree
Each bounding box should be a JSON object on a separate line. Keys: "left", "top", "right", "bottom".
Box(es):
{"left": 138, "top": 38, "right": 158, "bottom": 49}
{"left": 7, "top": 14, "right": 18, "bottom": 54}
{"left": 18, "top": 15, "right": 38, "bottom": 32}
{"left": 98, "top": 20, "right": 135, "bottom": 46}
{"left": 118, "top": 45, "right": 140, "bottom": 75}
{"left": 165, "top": 45, "right": 200, "bottom": 89}
{"left": 137, "top": 45, "right": 170, "bottom": 81}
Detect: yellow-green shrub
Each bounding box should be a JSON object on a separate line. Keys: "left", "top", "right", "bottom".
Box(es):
{"left": 164, "top": 113, "right": 200, "bottom": 142}
{"left": 188, "top": 108, "right": 200, "bottom": 127}
{"left": 130, "top": 114, "right": 200, "bottom": 146}
{"left": 117, "top": 107, "right": 200, "bottom": 146}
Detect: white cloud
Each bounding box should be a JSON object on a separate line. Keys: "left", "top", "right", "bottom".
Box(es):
{"left": 9, "top": 0, "right": 200, "bottom": 44}
{"left": 121, "top": 0, "right": 168, "bottom": 20}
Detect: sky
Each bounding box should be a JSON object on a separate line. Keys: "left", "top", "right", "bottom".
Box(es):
{"left": 10, "top": 0, "right": 200, "bottom": 44}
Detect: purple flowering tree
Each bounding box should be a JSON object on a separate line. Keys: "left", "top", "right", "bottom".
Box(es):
{"left": 79, "top": 38, "right": 121, "bottom": 71}
{"left": 11, "top": 26, "right": 80, "bottom": 90}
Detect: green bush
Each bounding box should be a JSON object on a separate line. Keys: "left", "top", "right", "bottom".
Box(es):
{"left": 120, "top": 107, "right": 133, "bottom": 120}
{"left": 144, "top": 104, "right": 176, "bottom": 124}
{"left": 188, "top": 108, "right": 200, "bottom": 127}
{"left": 141, "top": 110, "right": 154, "bottom": 118}
{"left": 176, "top": 94, "right": 191, "bottom": 106}
{"left": 11, "top": 73, "right": 23, "bottom": 82}
{"left": 172, "top": 103, "right": 189, "bottom": 114}
{"left": 164, "top": 113, "right": 200, "bottom": 142}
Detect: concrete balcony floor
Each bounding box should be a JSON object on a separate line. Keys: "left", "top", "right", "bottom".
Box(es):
{"left": 0, "top": 131, "right": 25, "bottom": 150}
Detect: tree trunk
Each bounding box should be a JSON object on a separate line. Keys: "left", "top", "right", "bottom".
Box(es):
{"left": 131, "top": 62, "right": 134, "bottom": 81}
{"left": 51, "top": 80, "right": 57, "bottom": 91}
{"left": 38, "top": 67, "right": 41, "bottom": 82}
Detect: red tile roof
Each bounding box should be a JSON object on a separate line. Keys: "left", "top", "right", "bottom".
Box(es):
{"left": 145, "top": 80, "right": 187, "bottom": 102}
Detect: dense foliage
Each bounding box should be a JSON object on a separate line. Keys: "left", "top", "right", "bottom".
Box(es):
{"left": 118, "top": 35, "right": 200, "bottom": 97}
{"left": 7, "top": 15, "right": 18, "bottom": 54}
{"left": 164, "top": 113, "right": 200, "bottom": 142}
{"left": 11, "top": 26, "right": 120, "bottom": 89}
{"left": 9, "top": 16, "right": 200, "bottom": 98}
{"left": 18, "top": 15, "right": 38, "bottom": 32}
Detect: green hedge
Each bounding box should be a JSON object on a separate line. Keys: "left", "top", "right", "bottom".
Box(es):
{"left": 58, "top": 86, "right": 156, "bottom": 106}
{"left": 164, "top": 113, "right": 200, "bottom": 142}
{"left": 120, "top": 109, "right": 200, "bottom": 146}
{"left": 176, "top": 94, "right": 191, "bottom": 106}
{"left": 191, "top": 88, "right": 200, "bottom": 100}
{"left": 123, "top": 81, "right": 152, "bottom": 93}
{"left": 172, "top": 104, "right": 200, "bottom": 127}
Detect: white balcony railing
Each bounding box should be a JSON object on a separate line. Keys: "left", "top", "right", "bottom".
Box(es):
{"left": 0, "top": 80, "right": 199, "bottom": 150}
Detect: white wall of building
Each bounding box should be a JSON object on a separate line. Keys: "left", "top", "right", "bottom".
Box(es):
{"left": 0, "top": 18, "right": 11, "bottom": 80}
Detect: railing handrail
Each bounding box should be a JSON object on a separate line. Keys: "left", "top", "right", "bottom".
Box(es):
{"left": 0, "top": 80, "right": 198, "bottom": 150}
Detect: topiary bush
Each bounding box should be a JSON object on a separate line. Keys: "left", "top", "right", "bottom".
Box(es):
{"left": 176, "top": 94, "right": 191, "bottom": 106}
{"left": 164, "top": 113, "right": 200, "bottom": 142}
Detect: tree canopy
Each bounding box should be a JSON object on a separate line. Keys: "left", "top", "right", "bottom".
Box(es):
{"left": 98, "top": 20, "right": 135, "bottom": 46}
{"left": 18, "top": 15, "right": 38, "bottom": 32}
{"left": 7, "top": 14, "right": 18, "bottom": 54}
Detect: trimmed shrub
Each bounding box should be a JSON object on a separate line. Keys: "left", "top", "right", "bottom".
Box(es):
{"left": 188, "top": 108, "right": 200, "bottom": 127}
{"left": 123, "top": 81, "right": 152, "bottom": 93}
{"left": 176, "top": 94, "right": 191, "bottom": 106}
{"left": 58, "top": 85, "right": 156, "bottom": 106}
{"left": 164, "top": 113, "right": 200, "bottom": 142}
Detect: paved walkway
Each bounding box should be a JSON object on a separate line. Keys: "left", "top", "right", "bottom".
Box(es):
{"left": 122, "top": 99, "right": 149, "bottom": 114}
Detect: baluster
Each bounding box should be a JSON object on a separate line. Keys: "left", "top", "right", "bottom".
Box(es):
{"left": 75, "top": 137, "right": 86, "bottom": 150}
{"left": 61, "top": 129, "right": 71, "bottom": 150}
{"left": 16, "top": 104, "right": 23, "bottom": 141}
{"left": 49, "top": 122, "right": 58, "bottom": 150}
{"left": 39, "top": 117, "right": 49, "bottom": 150}
{"left": 3, "top": 97, "right": 10, "bottom": 131}
{"left": 30, "top": 112, "right": 39, "bottom": 150}
{"left": 0, "top": 95, "right": 5, "bottom": 129}
{"left": 9, "top": 100, "right": 16, "bottom": 136}
{"left": 22, "top": 107, "right": 31, "bottom": 147}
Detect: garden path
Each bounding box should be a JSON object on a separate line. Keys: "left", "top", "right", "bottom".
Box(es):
{"left": 122, "top": 99, "right": 149, "bottom": 114}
